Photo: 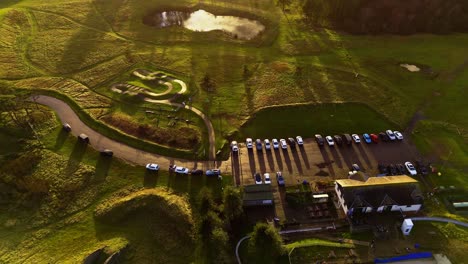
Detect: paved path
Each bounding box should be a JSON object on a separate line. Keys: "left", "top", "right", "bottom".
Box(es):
{"left": 409, "top": 217, "right": 468, "bottom": 228}
{"left": 34, "top": 95, "right": 218, "bottom": 170}
{"left": 235, "top": 224, "right": 337, "bottom": 264}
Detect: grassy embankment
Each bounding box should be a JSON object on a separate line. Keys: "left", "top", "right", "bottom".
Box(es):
{"left": 0, "top": 106, "right": 230, "bottom": 263}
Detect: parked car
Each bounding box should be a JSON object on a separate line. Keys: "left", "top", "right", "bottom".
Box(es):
{"left": 191, "top": 169, "right": 203, "bottom": 175}
{"left": 287, "top": 137, "right": 296, "bottom": 148}
{"left": 405, "top": 162, "right": 417, "bottom": 176}
{"left": 394, "top": 131, "right": 404, "bottom": 140}
{"left": 386, "top": 130, "right": 396, "bottom": 141}
{"left": 388, "top": 164, "right": 397, "bottom": 175}
{"left": 78, "top": 133, "right": 89, "bottom": 143}
{"left": 333, "top": 135, "right": 343, "bottom": 146}
{"left": 378, "top": 164, "right": 388, "bottom": 175}
{"left": 254, "top": 173, "right": 262, "bottom": 184}
{"left": 396, "top": 163, "right": 406, "bottom": 175}
{"left": 342, "top": 134, "right": 352, "bottom": 145}
{"left": 379, "top": 132, "right": 389, "bottom": 142}
{"left": 62, "top": 123, "right": 72, "bottom": 132}
{"left": 231, "top": 141, "right": 239, "bottom": 152}
{"left": 351, "top": 164, "right": 360, "bottom": 171}
{"left": 272, "top": 138, "right": 279, "bottom": 150}
{"left": 206, "top": 169, "right": 221, "bottom": 176}
{"left": 174, "top": 166, "right": 190, "bottom": 174}
{"left": 370, "top": 133, "right": 379, "bottom": 143}
{"left": 100, "top": 149, "right": 113, "bottom": 157}
{"left": 146, "top": 163, "right": 160, "bottom": 171}
{"left": 352, "top": 134, "right": 361, "bottom": 143}
{"left": 362, "top": 133, "right": 372, "bottom": 144}
{"left": 325, "top": 136, "right": 334, "bottom": 146}
{"left": 246, "top": 138, "right": 253, "bottom": 149}
{"left": 276, "top": 171, "right": 285, "bottom": 186}
{"left": 280, "top": 138, "right": 287, "bottom": 149}
{"left": 315, "top": 134, "right": 324, "bottom": 147}
{"left": 256, "top": 139, "right": 263, "bottom": 151}
{"left": 264, "top": 139, "right": 271, "bottom": 150}
{"left": 296, "top": 136, "right": 304, "bottom": 146}
{"left": 264, "top": 173, "right": 271, "bottom": 184}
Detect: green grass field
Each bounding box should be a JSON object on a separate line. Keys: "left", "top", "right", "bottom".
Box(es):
{"left": 239, "top": 103, "right": 397, "bottom": 139}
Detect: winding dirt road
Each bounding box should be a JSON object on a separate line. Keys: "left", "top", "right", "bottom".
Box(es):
{"left": 35, "top": 95, "right": 219, "bottom": 170}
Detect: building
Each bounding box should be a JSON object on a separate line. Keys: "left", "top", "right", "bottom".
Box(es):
{"left": 335, "top": 175, "right": 423, "bottom": 217}
{"left": 242, "top": 184, "right": 274, "bottom": 207}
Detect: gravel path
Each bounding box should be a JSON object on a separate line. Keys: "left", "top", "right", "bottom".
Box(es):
{"left": 35, "top": 95, "right": 219, "bottom": 170}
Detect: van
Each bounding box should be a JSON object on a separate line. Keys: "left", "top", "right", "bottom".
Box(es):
{"left": 78, "top": 133, "right": 89, "bottom": 143}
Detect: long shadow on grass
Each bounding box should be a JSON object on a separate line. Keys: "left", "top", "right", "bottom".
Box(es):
{"left": 143, "top": 170, "right": 159, "bottom": 187}
{"left": 95, "top": 156, "right": 112, "bottom": 181}
{"left": 64, "top": 141, "right": 87, "bottom": 175}
{"left": 54, "top": 129, "right": 69, "bottom": 151}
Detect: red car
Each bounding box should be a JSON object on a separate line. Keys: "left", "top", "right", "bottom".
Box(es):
{"left": 370, "top": 134, "right": 379, "bottom": 143}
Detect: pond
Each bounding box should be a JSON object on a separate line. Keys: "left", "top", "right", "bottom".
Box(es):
{"left": 145, "top": 9, "right": 265, "bottom": 40}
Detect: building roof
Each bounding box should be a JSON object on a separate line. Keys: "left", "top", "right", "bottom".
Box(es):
{"left": 336, "top": 175, "right": 418, "bottom": 188}
{"left": 336, "top": 176, "right": 423, "bottom": 209}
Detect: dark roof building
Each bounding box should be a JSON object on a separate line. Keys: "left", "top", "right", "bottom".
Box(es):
{"left": 243, "top": 184, "right": 274, "bottom": 207}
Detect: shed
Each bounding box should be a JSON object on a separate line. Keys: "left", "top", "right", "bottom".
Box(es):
{"left": 243, "top": 185, "right": 274, "bottom": 207}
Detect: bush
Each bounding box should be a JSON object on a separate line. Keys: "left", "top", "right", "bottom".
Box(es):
{"left": 248, "top": 223, "right": 285, "bottom": 263}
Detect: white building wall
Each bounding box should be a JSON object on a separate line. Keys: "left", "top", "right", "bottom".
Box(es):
{"left": 335, "top": 184, "right": 348, "bottom": 214}
{"left": 398, "top": 204, "right": 421, "bottom": 212}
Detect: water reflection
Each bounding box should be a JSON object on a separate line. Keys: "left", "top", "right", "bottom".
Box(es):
{"left": 147, "top": 9, "right": 265, "bottom": 40}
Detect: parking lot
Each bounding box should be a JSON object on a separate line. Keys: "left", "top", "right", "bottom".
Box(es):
{"left": 228, "top": 137, "right": 420, "bottom": 187}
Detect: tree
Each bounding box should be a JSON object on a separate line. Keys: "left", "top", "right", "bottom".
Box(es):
{"left": 209, "top": 227, "right": 232, "bottom": 263}
{"left": 222, "top": 186, "right": 243, "bottom": 222}
{"left": 197, "top": 187, "right": 215, "bottom": 215}
{"left": 277, "top": 0, "right": 292, "bottom": 12}
{"left": 198, "top": 211, "right": 222, "bottom": 242}
{"left": 201, "top": 74, "right": 216, "bottom": 92}
{"left": 248, "top": 223, "right": 285, "bottom": 262}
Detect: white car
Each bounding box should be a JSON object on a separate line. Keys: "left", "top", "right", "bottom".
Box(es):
{"left": 405, "top": 162, "right": 417, "bottom": 176}
{"left": 386, "top": 130, "right": 396, "bottom": 141}
{"left": 394, "top": 131, "right": 404, "bottom": 140}
{"left": 280, "top": 138, "right": 287, "bottom": 149}
{"left": 264, "top": 173, "right": 271, "bottom": 184}
{"left": 272, "top": 139, "right": 279, "bottom": 149}
{"left": 352, "top": 134, "right": 361, "bottom": 143}
{"left": 296, "top": 136, "right": 304, "bottom": 146}
{"left": 146, "top": 163, "right": 160, "bottom": 171}
{"left": 264, "top": 139, "right": 271, "bottom": 150}
{"left": 254, "top": 173, "right": 262, "bottom": 184}
{"left": 246, "top": 138, "right": 253, "bottom": 149}
{"left": 174, "top": 166, "right": 190, "bottom": 174}
{"left": 231, "top": 141, "right": 239, "bottom": 152}
{"left": 325, "top": 136, "right": 334, "bottom": 146}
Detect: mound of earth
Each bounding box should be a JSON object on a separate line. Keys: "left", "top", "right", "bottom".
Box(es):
{"left": 303, "top": 0, "right": 468, "bottom": 34}
{"left": 94, "top": 188, "right": 195, "bottom": 263}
